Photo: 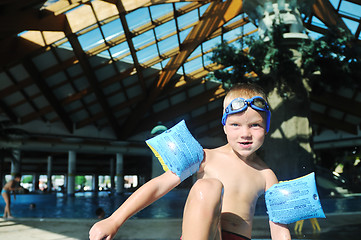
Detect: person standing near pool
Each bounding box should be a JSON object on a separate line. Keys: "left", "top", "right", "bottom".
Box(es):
{"left": 89, "top": 83, "right": 291, "bottom": 240}
{"left": 2, "top": 173, "right": 22, "bottom": 218}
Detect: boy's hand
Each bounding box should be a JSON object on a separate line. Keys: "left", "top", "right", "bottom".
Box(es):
{"left": 89, "top": 218, "right": 119, "bottom": 240}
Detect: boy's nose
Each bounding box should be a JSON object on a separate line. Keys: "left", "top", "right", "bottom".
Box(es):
{"left": 239, "top": 127, "right": 251, "bottom": 138}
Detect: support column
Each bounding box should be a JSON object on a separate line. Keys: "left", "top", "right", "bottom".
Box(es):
{"left": 99, "top": 175, "right": 104, "bottom": 190}
{"left": 67, "top": 150, "right": 76, "bottom": 196}
{"left": 116, "top": 153, "right": 124, "bottom": 195}
{"left": 93, "top": 174, "right": 99, "bottom": 193}
{"left": 11, "top": 149, "right": 21, "bottom": 177}
{"left": 110, "top": 158, "right": 115, "bottom": 191}
{"left": 33, "top": 173, "right": 39, "bottom": 191}
{"left": 47, "top": 156, "right": 53, "bottom": 192}
{"left": 63, "top": 174, "right": 67, "bottom": 193}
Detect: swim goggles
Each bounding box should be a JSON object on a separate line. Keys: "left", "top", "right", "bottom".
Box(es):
{"left": 221, "top": 96, "right": 271, "bottom": 133}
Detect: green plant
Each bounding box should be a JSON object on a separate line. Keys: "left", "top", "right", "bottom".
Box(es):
{"left": 300, "top": 27, "right": 361, "bottom": 93}
{"left": 209, "top": 24, "right": 361, "bottom": 95}
{"left": 22, "top": 175, "right": 33, "bottom": 184}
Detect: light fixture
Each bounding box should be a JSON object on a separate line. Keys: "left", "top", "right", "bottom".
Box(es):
{"left": 243, "top": 0, "right": 314, "bottom": 40}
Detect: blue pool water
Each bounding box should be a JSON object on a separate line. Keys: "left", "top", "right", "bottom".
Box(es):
{"left": 2, "top": 190, "right": 361, "bottom": 219}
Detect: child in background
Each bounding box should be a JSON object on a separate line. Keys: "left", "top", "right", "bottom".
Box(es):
{"left": 2, "top": 173, "right": 22, "bottom": 218}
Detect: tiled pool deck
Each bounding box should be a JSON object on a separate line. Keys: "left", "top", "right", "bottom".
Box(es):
{"left": 1, "top": 212, "right": 361, "bottom": 240}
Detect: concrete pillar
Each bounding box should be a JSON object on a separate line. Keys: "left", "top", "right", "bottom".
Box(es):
{"left": 11, "top": 149, "right": 21, "bottom": 177}
{"left": 263, "top": 89, "right": 314, "bottom": 180}
{"left": 33, "top": 173, "right": 39, "bottom": 191}
{"left": 47, "top": 156, "right": 53, "bottom": 192}
{"left": 116, "top": 153, "right": 124, "bottom": 194}
{"left": 92, "top": 174, "right": 99, "bottom": 192}
{"left": 98, "top": 175, "right": 104, "bottom": 190}
{"left": 63, "top": 174, "right": 67, "bottom": 193}
{"left": 67, "top": 150, "right": 76, "bottom": 196}
{"left": 110, "top": 158, "right": 115, "bottom": 191}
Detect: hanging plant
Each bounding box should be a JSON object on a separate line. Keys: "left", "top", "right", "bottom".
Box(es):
{"left": 209, "top": 23, "right": 361, "bottom": 96}
{"left": 299, "top": 27, "right": 361, "bottom": 93}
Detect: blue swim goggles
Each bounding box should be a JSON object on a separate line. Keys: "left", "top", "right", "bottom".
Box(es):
{"left": 221, "top": 96, "right": 271, "bottom": 133}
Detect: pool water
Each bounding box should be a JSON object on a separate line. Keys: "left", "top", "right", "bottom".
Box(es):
{"left": 3, "top": 190, "right": 187, "bottom": 219}
{"left": 3, "top": 190, "right": 361, "bottom": 219}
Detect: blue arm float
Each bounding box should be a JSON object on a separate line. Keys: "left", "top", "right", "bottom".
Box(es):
{"left": 265, "top": 172, "right": 326, "bottom": 224}
{"left": 145, "top": 120, "right": 204, "bottom": 181}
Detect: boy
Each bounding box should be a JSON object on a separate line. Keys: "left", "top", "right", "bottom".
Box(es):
{"left": 2, "top": 173, "right": 22, "bottom": 218}
{"left": 89, "top": 83, "right": 291, "bottom": 240}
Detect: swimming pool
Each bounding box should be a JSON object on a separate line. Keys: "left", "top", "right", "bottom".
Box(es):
{"left": 2, "top": 190, "right": 361, "bottom": 219}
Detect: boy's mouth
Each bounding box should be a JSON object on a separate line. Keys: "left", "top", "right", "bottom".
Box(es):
{"left": 239, "top": 141, "right": 252, "bottom": 147}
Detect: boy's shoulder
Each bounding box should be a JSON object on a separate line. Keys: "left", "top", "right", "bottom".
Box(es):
{"left": 199, "top": 146, "right": 228, "bottom": 169}
{"left": 203, "top": 145, "right": 229, "bottom": 156}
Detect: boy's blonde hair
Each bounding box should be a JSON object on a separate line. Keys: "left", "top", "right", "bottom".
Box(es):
{"left": 223, "top": 83, "right": 268, "bottom": 112}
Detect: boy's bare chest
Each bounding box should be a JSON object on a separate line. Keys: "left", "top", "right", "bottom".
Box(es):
{"left": 203, "top": 157, "right": 265, "bottom": 196}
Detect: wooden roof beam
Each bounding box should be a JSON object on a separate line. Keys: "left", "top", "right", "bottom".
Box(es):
{"left": 0, "top": 9, "right": 66, "bottom": 33}
{"left": 25, "top": 66, "right": 137, "bottom": 127}
{"left": 345, "top": 0, "right": 361, "bottom": 5}
{"left": 0, "top": 0, "right": 46, "bottom": 14}
{"left": 65, "top": 21, "right": 123, "bottom": 138}
{"left": 312, "top": 0, "right": 350, "bottom": 32}
{"left": 0, "top": 100, "right": 17, "bottom": 123}
{"left": 4, "top": 68, "right": 47, "bottom": 124}
{"left": 0, "top": 37, "right": 45, "bottom": 67}
{"left": 310, "top": 92, "right": 361, "bottom": 118}
{"left": 156, "top": 0, "right": 243, "bottom": 90}
{"left": 104, "top": 0, "right": 210, "bottom": 13}
{"left": 22, "top": 59, "right": 73, "bottom": 133}
{"left": 134, "top": 84, "right": 225, "bottom": 134}
{"left": 120, "top": 0, "right": 244, "bottom": 139}
{"left": 115, "top": 1, "right": 146, "bottom": 93}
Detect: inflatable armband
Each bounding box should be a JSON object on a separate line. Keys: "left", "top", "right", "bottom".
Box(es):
{"left": 265, "top": 172, "right": 325, "bottom": 224}
{"left": 146, "top": 120, "right": 204, "bottom": 181}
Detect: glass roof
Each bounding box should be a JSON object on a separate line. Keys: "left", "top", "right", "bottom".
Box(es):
{"left": 36, "top": 0, "right": 360, "bottom": 80}
{"left": 0, "top": 0, "right": 360, "bottom": 142}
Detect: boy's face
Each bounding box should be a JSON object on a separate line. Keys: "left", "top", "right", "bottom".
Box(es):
{"left": 223, "top": 97, "right": 267, "bottom": 159}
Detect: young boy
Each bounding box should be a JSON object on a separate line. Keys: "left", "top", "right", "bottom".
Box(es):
{"left": 1, "top": 173, "right": 22, "bottom": 218}
{"left": 89, "top": 83, "right": 291, "bottom": 240}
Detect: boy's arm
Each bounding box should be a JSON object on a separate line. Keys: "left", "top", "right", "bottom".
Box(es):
{"left": 269, "top": 221, "right": 291, "bottom": 240}
{"left": 263, "top": 169, "right": 292, "bottom": 240}
{"left": 89, "top": 170, "right": 181, "bottom": 240}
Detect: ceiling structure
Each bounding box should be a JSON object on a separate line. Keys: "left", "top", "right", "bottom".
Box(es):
{"left": 0, "top": 0, "right": 360, "bottom": 175}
